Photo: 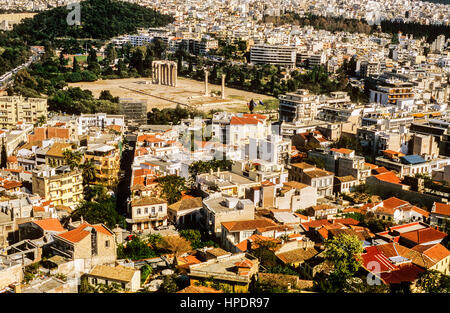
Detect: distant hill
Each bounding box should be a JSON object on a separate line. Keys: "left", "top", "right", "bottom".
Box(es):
{"left": 11, "top": 0, "right": 174, "bottom": 43}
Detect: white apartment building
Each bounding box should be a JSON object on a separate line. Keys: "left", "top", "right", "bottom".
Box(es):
{"left": 250, "top": 44, "right": 296, "bottom": 68}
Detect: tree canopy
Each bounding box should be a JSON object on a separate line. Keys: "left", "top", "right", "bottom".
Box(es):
{"left": 12, "top": 0, "right": 174, "bottom": 44}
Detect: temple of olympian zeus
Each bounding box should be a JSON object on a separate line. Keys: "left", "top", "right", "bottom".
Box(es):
{"left": 151, "top": 61, "right": 228, "bottom": 101}
{"left": 152, "top": 60, "right": 177, "bottom": 87}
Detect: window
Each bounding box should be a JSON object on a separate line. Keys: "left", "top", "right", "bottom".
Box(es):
{"left": 159, "top": 206, "right": 163, "bottom": 212}
{"left": 105, "top": 240, "right": 110, "bottom": 248}
{"left": 137, "top": 208, "right": 141, "bottom": 215}
{"left": 145, "top": 208, "right": 148, "bottom": 214}
{"left": 152, "top": 208, "right": 155, "bottom": 214}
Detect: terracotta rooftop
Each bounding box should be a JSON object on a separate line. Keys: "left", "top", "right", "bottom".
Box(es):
{"left": 230, "top": 116, "right": 262, "bottom": 125}
{"left": 131, "top": 197, "right": 166, "bottom": 207}
{"left": 276, "top": 248, "right": 319, "bottom": 264}
{"left": 330, "top": 148, "right": 354, "bottom": 154}
{"left": 168, "top": 197, "right": 203, "bottom": 212}
{"left": 374, "top": 172, "right": 402, "bottom": 185}
{"left": 32, "top": 218, "right": 65, "bottom": 232}
{"left": 89, "top": 265, "right": 138, "bottom": 282}
{"left": 56, "top": 223, "right": 112, "bottom": 243}
{"left": 411, "top": 243, "right": 450, "bottom": 264}
{"left": 400, "top": 228, "right": 447, "bottom": 245}
{"left": 432, "top": 202, "right": 450, "bottom": 217}
{"left": 382, "top": 197, "right": 409, "bottom": 209}
{"left": 222, "top": 218, "right": 277, "bottom": 232}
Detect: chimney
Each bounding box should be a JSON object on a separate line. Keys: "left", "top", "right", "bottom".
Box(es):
{"left": 81, "top": 216, "right": 84, "bottom": 224}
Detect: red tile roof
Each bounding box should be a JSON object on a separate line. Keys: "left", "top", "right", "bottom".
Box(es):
{"left": 373, "top": 167, "right": 389, "bottom": 174}
{"left": 235, "top": 259, "right": 253, "bottom": 268}
{"left": 230, "top": 116, "right": 262, "bottom": 125}
{"left": 56, "top": 223, "right": 112, "bottom": 243}
{"left": 432, "top": 202, "right": 450, "bottom": 217}
{"left": 382, "top": 197, "right": 409, "bottom": 209}
{"left": 400, "top": 228, "right": 447, "bottom": 245}
{"left": 374, "top": 172, "right": 402, "bottom": 185}
{"left": 379, "top": 264, "right": 424, "bottom": 284}
{"left": 362, "top": 246, "right": 398, "bottom": 273}
{"left": 333, "top": 218, "right": 360, "bottom": 226}
{"left": 330, "top": 148, "right": 354, "bottom": 154}
{"left": 222, "top": 219, "right": 277, "bottom": 232}
{"left": 300, "top": 219, "right": 332, "bottom": 231}
{"left": 32, "top": 218, "right": 65, "bottom": 232}
{"left": 411, "top": 243, "right": 450, "bottom": 263}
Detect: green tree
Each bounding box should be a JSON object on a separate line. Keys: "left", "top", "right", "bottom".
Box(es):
{"left": 82, "top": 159, "right": 97, "bottom": 186}
{"left": 0, "top": 144, "right": 7, "bottom": 169}
{"left": 36, "top": 115, "right": 47, "bottom": 127}
{"left": 160, "top": 275, "right": 178, "bottom": 293}
{"left": 105, "top": 45, "right": 118, "bottom": 65}
{"left": 117, "top": 235, "right": 160, "bottom": 260}
{"left": 72, "top": 57, "right": 80, "bottom": 72}
{"left": 157, "top": 175, "right": 186, "bottom": 204}
{"left": 63, "top": 150, "right": 83, "bottom": 170}
{"left": 323, "top": 234, "right": 363, "bottom": 290}
{"left": 70, "top": 197, "right": 125, "bottom": 229}
{"left": 79, "top": 276, "right": 94, "bottom": 293}
{"left": 415, "top": 270, "right": 450, "bottom": 293}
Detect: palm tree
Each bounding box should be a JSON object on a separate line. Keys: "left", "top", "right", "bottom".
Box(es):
{"left": 82, "top": 159, "right": 97, "bottom": 186}
{"left": 63, "top": 150, "right": 83, "bottom": 170}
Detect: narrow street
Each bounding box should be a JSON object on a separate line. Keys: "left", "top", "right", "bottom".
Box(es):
{"left": 116, "top": 133, "right": 137, "bottom": 216}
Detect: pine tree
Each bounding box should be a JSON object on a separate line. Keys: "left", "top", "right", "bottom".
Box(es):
{"left": 72, "top": 57, "right": 80, "bottom": 72}
{"left": 1, "top": 144, "right": 7, "bottom": 169}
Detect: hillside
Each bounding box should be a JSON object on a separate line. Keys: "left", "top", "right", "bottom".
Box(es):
{"left": 11, "top": 0, "right": 174, "bottom": 43}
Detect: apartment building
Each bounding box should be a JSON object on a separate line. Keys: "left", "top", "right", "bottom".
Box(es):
{"left": 84, "top": 144, "right": 121, "bottom": 187}
{"left": 409, "top": 133, "right": 439, "bottom": 160}
{"left": 278, "top": 89, "right": 319, "bottom": 122}
{"left": 32, "top": 165, "right": 84, "bottom": 208}
{"left": 0, "top": 96, "right": 47, "bottom": 129}
{"left": 127, "top": 197, "right": 168, "bottom": 232}
{"left": 289, "top": 162, "right": 334, "bottom": 198}
{"left": 202, "top": 194, "right": 255, "bottom": 237}
{"left": 369, "top": 82, "right": 415, "bottom": 106}
{"left": 77, "top": 113, "right": 125, "bottom": 136}
{"left": 250, "top": 44, "right": 296, "bottom": 68}
{"left": 375, "top": 151, "right": 432, "bottom": 177}
{"left": 308, "top": 148, "right": 371, "bottom": 183}
{"left": 119, "top": 99, "right": 147, "bottom": 126}
{"left": 296, "top": 52, "right": 327, "bottom": 69}
{"left": 359, "top": 60, "right": 381, "bottom": 78}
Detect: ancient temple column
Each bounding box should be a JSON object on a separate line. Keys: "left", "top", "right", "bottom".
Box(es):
{"left": 221, "top": 74, "right": 226, "bottom": 99}
{"left": 174, "top": 64, "right": 178, "bottom": 87}
{"left": 204, "top": 70, "right": 209, "bottom": 96}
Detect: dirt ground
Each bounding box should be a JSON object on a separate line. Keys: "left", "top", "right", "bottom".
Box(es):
{"left": 68, "top": 77, "right": 277, "bottom": 112}
{"left": 0, "top": 13, "right": 36, "bottom": 24}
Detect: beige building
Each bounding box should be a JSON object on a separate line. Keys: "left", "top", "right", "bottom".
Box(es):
{"left": 410, "top": 134, "right": 439, "bottom": 160}
{"left": 32, "top": 165, "right": 83, "bottom": 208}
{"left": 0, "top": 96, "right": 47, "bottom": 129}
{"left": 275, "top": 181, "right": 318, "bottom": 211}
{"left": 51, "top": 223, "right": 117, "bottom": 268}
{"left": 85, "top": 264, "right": 141, "bottom": 292}
{"left": 84, "top": 144, "right": 121, "bottom": 188}
{"left": 127, "top": 197, "right": 168, "bottom": 232}
{"left": 202, "top": 194, "right": 255, "bottom": 237}
{"left": 289, "top": 163, "right": 334, "bottom": 198}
